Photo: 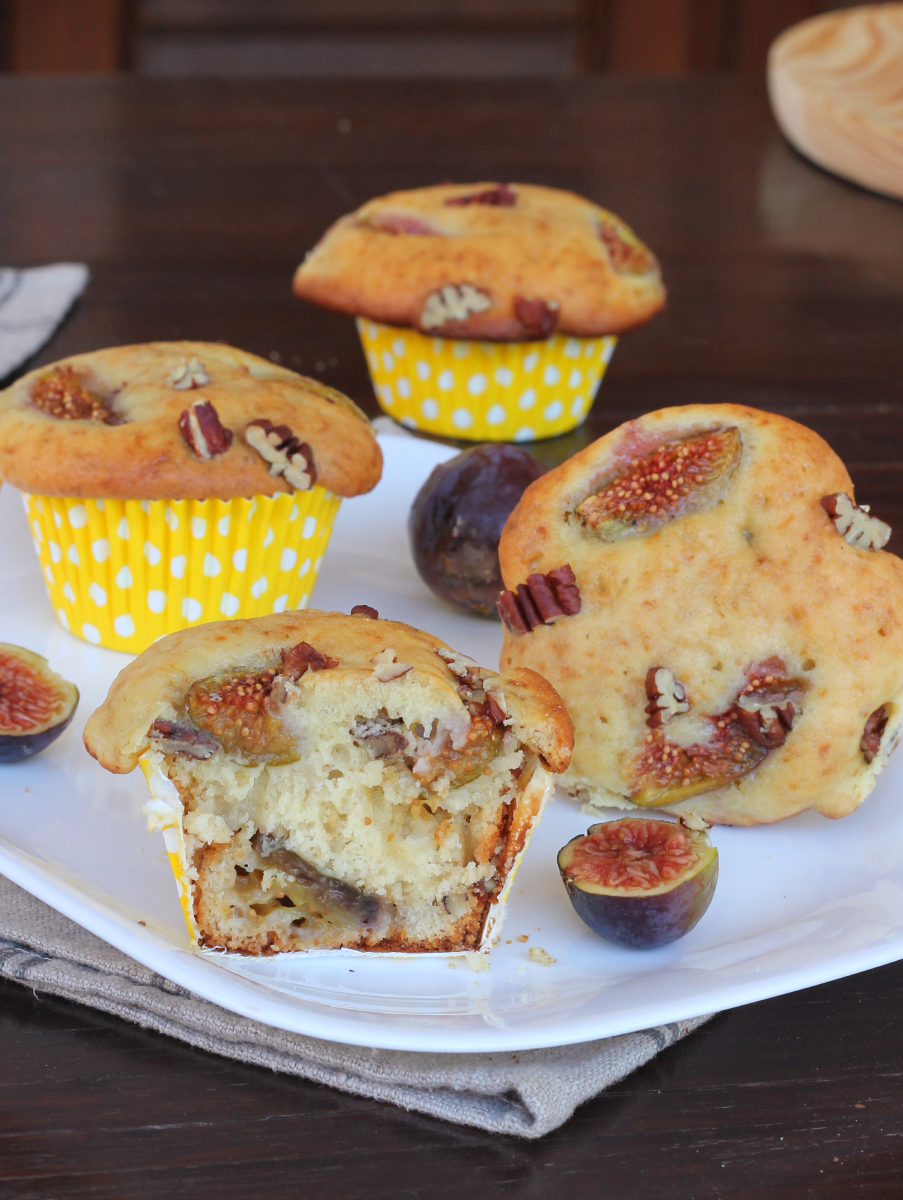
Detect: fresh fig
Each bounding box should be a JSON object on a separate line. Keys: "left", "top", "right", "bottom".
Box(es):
{"left": 558, "top": 816, "right": 718, "bottom": 949}
{"left": 409, "top": 445, "right": 546, "bottom": 616}
{"left": 0, "top": 643, "right": 79, "bottom": 763}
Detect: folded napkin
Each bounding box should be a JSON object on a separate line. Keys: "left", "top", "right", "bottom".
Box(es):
{"left": 0, "top": 263, "right": 89, "bottom": 381}
{"left": 0, "top": 875, "right": 709, "bottom": 1138}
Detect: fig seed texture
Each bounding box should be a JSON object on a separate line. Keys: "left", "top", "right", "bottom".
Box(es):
{"left": 558, "top": 817, "right": 718, "bottom": 949}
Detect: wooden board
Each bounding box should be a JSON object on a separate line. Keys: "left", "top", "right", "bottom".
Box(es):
{"left": 768, "top": 4, "right": 903, "bottom": 201}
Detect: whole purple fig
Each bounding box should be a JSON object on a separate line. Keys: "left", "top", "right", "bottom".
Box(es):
{"left": 409, "top": 445, "right": 546, "bottom": 616}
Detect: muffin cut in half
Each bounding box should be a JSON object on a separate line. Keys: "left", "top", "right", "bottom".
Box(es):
{"left": 84, "top": 610, "right": 573, "bottom": 955}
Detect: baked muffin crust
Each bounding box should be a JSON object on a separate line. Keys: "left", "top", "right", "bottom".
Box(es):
{"left": 499, "top": 403, "right": 903, "bottom": 825}
{"left": 293, "top": 183, "right": 665, "bottom": 339}
{"left": 0, "top": 342, "right": 382, "bottom": 499}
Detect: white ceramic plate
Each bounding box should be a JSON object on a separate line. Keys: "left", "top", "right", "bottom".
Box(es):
{"left": 2, "top": 433, "right": 903, "bottom": 1053}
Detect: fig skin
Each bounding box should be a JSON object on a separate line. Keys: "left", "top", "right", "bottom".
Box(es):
{"left": 408, "top": 445, "right": 546, "bottom": 616}
{"left": 558, "top": 818, "right": 718, "bottom": 949}
{"left": 0, "top": 643, "right": 79, "bottom": 764}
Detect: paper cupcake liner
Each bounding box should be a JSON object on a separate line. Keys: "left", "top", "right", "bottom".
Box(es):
{"left": 138, "top": 752, "right": 553, "bottom": 954}
{"left": 358, "top": 318, "right": 617, "bottom": 442}
{"left": 23, "top": 488, "right": 341, "bottom": 654}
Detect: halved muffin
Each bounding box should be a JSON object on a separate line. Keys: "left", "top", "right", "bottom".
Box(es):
{"left": 84, "top": 609, "right": 573, "bottom": 955}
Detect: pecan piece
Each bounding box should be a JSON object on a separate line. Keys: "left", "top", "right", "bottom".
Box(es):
{"left": 350, "top": 716, "right": 410, "bottom": 758}
{"left": 645, "top": 667, "right": 690, "bottom": 728}
{"left": 513, "top": 297, "right": 559, "bottom": 340}
{"left": 281, "top": 640, "right": 338, "bottom": 681}
{"left": 245, "top": 419, "right": 317, "bottom": 491}
{"left": 861, "top": 706, "right": 889, "bottom": 764}
{"left": 178, "top": 399, "right": 233, "bottom": 460}
{"left": 168, "top": 356, "right": 210, "bottom": 390}
{"left": 599, "top": 219, "right": 656, "bottom": 274}
{"left": 31, "top": 366, "right": 118, "bottom": 423}
{"left": 445, "top": 184, "right": 517, "bottom": 207}
{"left": 435, "top": 647, "right": 482, "bottom": 688}
{"left": 420, "top": 283, "right": 492, "bottom": 332}
{"left": 736, "top": 697, "right": 795, "bottom": 748}
{"left": 351, "top": 604, "right": 379, "bottom": 619}
{"left": 821, "top": 493, "right": 891, "bottom": 551}
{"left": 497, "top": 564, "right": 581, "bottom": 635}
{"left": 148, "top": 718, "right": 220, "bottom": 759}
{"left": 371, "top": 648, "right": 413, "bottom": 682}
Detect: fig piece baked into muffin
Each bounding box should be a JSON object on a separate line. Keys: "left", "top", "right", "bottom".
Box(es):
{"left": 84, "top": 610, "right": 573, "bottom": 954}
{"left": 293, "top": 183, "right": 665, "bottom": 442}
{"left": 497, "top": 403, "right": 903, "bottom": 826}
{"left": 0, "top": 342, "right": 382, "bottom": 652}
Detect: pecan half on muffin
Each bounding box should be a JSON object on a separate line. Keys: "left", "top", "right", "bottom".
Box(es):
{"left": 83, "top": 609, "right": 573, "bottom": 955}
{"left": 0, "top": 342, "right": 382, "bottom": 652}
{"left": 498, "top": 403, "right": 903, "bottom": 825}
{"left": 293, "top": 183, "right": 664, "bottom": 442}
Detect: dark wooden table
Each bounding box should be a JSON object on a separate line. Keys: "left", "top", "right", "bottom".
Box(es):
{"left": 2, "top": 75, "right": 903, "bottom": 1198}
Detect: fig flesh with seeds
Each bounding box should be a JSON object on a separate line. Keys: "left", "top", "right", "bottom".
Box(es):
{"left": 558, "top": 817, "right": 718, "bottom": 949}
{"left": 0, "top": 643, "right": 79, "bottom": 763}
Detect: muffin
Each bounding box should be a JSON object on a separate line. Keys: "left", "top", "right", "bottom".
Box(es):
{"left": 0, "top": 342, "right": 382, "bottom": 653}
{"left": 83, "top": 609, "right": 574, "bottom": 955}
{"left": 293, "top": 183, "right": 664, "bottom": 442}
{"left": 497, "top": 403, "right": 903, "bottom": 825}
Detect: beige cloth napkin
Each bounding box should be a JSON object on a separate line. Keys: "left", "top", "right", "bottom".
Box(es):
{"left": 0, "top": 875, "right": 710, "bottom": 1138}
{"left": 0, "top": 264, "right": 89, "bottom": 380}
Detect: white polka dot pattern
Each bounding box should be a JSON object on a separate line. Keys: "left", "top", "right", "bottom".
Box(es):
{"left": 357, "top": 318, "right": 617, "bottom": 443}
{"left": 23, "top": 486, "right": 341, "bottom": 654}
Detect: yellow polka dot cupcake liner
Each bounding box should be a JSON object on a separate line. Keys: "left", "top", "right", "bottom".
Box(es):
{"left": 23, "top": 488, "right": 341, "bottom": 654}
{"left": 357, "top": 318, "right": 617, "bottom": 442}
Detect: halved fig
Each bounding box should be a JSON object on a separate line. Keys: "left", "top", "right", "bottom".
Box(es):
{"left": 576, "top": 428, "right": 742, "bottom": 540}
{"left": 31, "top": 366, "right": 121, "bottom": 424}
{"left": 629, "top": 658, "right": 803, "bottom": 806}
{"left": 558, "top": 817, "right": 718, "bottom": 949}
{"left": 186, "top": 666, "right": 298, "bottom": 764}
{"left": 0, "top": 644, "right": 79, "bottom": 763}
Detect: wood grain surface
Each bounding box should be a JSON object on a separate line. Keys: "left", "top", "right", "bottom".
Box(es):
{"left": 768, "top": 4, "right": 903, "bottom": 201}
{"left": 2, "top": 75, "right": 903, "bottom": 1197}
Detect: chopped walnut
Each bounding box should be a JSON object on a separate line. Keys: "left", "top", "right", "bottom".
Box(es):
{"left": 371, "top": 648, "right": 413, "bottom": 682}
{"left": 420, "top": 283, "right": 492, "bottom": 332}
{"left": 246, "top": 419, "right": 317, "bottom": 491}
{"left": 821, "top": 493, "right": 891, "bottom": 551}
{"left": 31, "top": 366, "right": 118, "bottom": 423}
{"left": 178, "top": 399, "right": 233, "bottom": 460}
{"left": 497, "top": 564, "right": 581, "bottom": 635}
{"left": 513, "top": 297, "right": 559, "bottom": 339}
{"left": 168, "top": 356, "right": 210, "bottom": 390}
{"left": 445, "top": 184, "right": 517, "bottom": 207}
{"left": 861, "top": 706, "right": 889, "bottom": 764}
{"left": 645, "top": 667, "right": 690, "bottom": 728}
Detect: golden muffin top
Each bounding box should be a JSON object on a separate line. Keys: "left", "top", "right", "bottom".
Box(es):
{"left": 293, "top": 183, "right": 665, "bottom": 340}
{"left": 0, "top": 342, "right": 382, "bottom": 500}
